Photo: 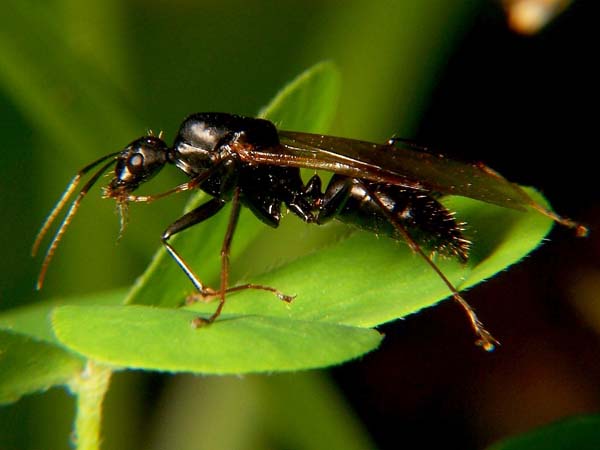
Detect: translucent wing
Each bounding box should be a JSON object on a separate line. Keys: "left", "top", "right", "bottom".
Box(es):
{"left": 235, "top": 130, "right": 534, "bottom": 210}
{"left": 286, "top": 131, "right": 544, "bottom": 210}
{"left": 232, "top": 129, "right": 586, "bottom": 232}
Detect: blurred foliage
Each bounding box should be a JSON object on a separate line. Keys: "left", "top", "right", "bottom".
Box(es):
{"left": 487, "top": 415, "right": 600, "bottom": 450}
{"left": 0, "top": 0, "right": 476, "bottom": 305}
{"left": 2, "top": 1, "right": 596, "bottom": 450}
{"left": 0, "top": 1, "right": 479, "bottom": 448}
{"left": 0, "top": 58, "right": 557, "bottom": 450}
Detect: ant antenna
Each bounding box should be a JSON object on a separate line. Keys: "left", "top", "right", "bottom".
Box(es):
{"left": 32, "top": 152, "right": 120, "bottom": 289}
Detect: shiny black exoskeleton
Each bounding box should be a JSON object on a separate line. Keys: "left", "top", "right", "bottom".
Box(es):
{"left": 113, "top": 113, "right": 469, "bottom": 261}
{"left": 170, "top": 113, "right": 318, "bottom": 226}
{"left": 101, "top": 112, "right": 471, "bottom": 326}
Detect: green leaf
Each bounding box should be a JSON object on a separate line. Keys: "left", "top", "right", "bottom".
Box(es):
{"left": 0, "top": 331, "right": 83, "bottom": 404}
{"left": 486, "top": 415, "right": 600, "bottom": 450}
{"left": 0, "top": 290, "right": 125, "bottom": 404}
{"left": 52, "top": 305, "right": 382, "bottom": 373}
{"left": 181, "top": 188, "right": 553, "bottom": 328}
{"left": 0, "top": 289, "right": 126, "bottom": 344}
{"left": 258, "top": 61, "right": 341, "bottom": 132}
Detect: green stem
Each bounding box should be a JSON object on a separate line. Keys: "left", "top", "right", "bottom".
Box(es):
{"left": 69, "top": 361, "right": 113, "bottom": 450}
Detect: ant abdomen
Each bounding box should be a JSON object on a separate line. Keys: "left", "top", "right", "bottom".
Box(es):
{"left": 317, "top": 175, "right": 470, "bottom": 262}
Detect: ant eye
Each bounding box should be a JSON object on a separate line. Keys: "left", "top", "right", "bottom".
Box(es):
{"left": 128, "top": 153, "right": 144, "bottom": 171}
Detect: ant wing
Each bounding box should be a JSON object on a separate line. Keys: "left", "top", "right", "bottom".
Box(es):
{"left": 234, "top": 130, "right": 587, "bottom": 233}
{"left": 238, "top": 130, "right": 533, "bottom": 210}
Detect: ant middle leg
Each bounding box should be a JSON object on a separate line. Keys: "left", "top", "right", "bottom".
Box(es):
{"left": 190, "top": 188, "right": 242, "bottom": 326}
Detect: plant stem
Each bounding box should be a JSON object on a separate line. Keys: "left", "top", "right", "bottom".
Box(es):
{"left": 70, "top": 361, "right": 113, "bottom": 450}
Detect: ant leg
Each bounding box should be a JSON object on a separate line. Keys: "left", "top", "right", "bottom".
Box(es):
{"left": 186, "top": 283, "right": 295, "bottom": 305}
{"left": 316, "top": 175, "right": 355, "bottom": 225}
{"left": 281, "top": 174, "right": 324, "bottom": 224}
{"left": 161, "top": 198, "right": 227, "bottom": 295}
{"left": 303, "top": 174, "right": 322, "bottom": 199}
{"left": 191, "top": 187, "right": 241, "bottom": 327}
{"left": 123, "top": 172, "right": 214, "bottom": 203}
{"left": 188, "top": 188, "right": 295, "bottom": 326}
{"left": 221, "top": 284, "right": 294, "bottom": 302}
{"left": 359, "top": 181, "right": 498, "bottom": 351}
{"left": 474, "top": 165, "right": 589, "bottom": 237}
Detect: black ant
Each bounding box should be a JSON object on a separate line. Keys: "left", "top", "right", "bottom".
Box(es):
{"left": 33, "top": 113, "right": 588, "bottom": 350}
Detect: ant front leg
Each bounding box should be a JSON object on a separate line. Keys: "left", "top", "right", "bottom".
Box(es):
{"left": 161, "top": 198, "right": 226, "bottom": 298}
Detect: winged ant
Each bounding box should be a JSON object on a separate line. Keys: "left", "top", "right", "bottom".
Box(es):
{"left": 32, "top": 113, "right": 588, "bottom": 350}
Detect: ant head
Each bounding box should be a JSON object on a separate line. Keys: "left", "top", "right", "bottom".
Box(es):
{"left": 32, "top": 135, "right": 170, "bottom": 289}
{"left": 105, "top": 136, "right": 169, "bottom": 199}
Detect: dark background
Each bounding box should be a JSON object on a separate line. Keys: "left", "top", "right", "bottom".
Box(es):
{"left": 0, "top": 1, "right": 597, "bottom": 449}
{"left": 337, "top": 2, "right": 599, "bottom": 449}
